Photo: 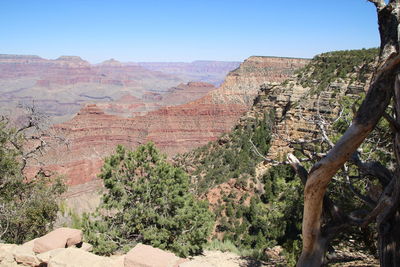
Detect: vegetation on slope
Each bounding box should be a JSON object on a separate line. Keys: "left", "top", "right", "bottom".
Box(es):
{"left": 178, "top": 111, "right": 273, "bottom": 195}
{"left": 175, "top": 110, "right": 304, "bottom": 261}
{"left": 173, "top": 48, "right": 384, "bottom": 264}
{"left": 296, "top": 48, "right": 378, "bottom": 94}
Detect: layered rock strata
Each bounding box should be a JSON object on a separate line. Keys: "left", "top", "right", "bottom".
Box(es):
{"left": 27, "top": 56, "right": 309, "bottom": 186}
{"left": 0, "top": 54, "right": 239, "bottom": 122}
{"left": 211, "top": 56, "right": 310, "bottom": 105}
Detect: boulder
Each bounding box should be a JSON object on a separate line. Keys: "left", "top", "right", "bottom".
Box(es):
{"left": 76, "top": 242, "right": 92, "bottom": 252}
{"left": 12, "top": 245, "right": 40, "bottom": 266}
{"left": 0, "top": 244, "right": 17, "bottom": 264}
{"left": 33, "top": 227, "right": 83, "bottom": 253}
{"left": 21, "top": 238, "right": 37, "bottom": 250}
{"left": 48, "top": 247, "right": 115, "bottom": 267}
{"left": 110, "top": 255, "right": 125, "bottom": 267}
{"left": 36, "top": 248, "right": 65, "bottom": 264}
{"left": 124, "top": 243, "right": 185, "bottom": 267}
{"left": 0, "top": 259, "right": 19, "bottom": 267}
{"left": 179, "top": 261, "right": 214, "bottom": 267}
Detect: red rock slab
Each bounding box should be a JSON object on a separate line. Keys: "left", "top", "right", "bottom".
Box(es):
{"left": 33, "top": 228, "right": 83, "bottom": 254}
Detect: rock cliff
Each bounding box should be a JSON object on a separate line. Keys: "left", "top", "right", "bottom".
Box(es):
{"left": 176, "top": 48, "right": 378, "bottom": 203}
{"left": 211, "top": 56, "right": 310, "bottom": 105}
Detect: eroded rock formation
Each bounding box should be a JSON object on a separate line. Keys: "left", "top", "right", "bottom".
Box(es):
{"left": 26, "top": 56, "right": 309, "bottom": 188}
{"left": 0, "top": 54, "right": 239, "bottom": 122}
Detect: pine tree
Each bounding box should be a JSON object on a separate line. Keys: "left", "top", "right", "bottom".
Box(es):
{"left": 83, "top": 143, "right": 214, "bottom": 257}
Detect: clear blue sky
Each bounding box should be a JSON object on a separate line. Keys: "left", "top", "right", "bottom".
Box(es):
{"left": 0, "top": 0, "right": 380, "bottom": 63}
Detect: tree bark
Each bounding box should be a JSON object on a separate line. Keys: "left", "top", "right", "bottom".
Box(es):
{"left": 379, "top": 211, "right": 400, "bottom": 266}
{"left": 377, "top": 73, "right": 400, "bottom": 267}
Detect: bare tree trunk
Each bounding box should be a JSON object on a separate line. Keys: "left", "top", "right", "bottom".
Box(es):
{"left": 379, "top": 211, "right": 400, "bottom": 266}
{"left": 378, "top": 73, "right": 400, "bottom": 267}
{"left": 297, "top": 1, "right": 400, "bottom": 266}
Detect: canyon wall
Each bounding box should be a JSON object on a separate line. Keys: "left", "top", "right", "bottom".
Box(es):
{"left": 212, "top": 56, "right": 310, "bottom": 105}
{"left": 27, "top": 56, "right": 310, "bottom": 186}
{"left": 0, "top": 54, "right": 239, "bottom": 122}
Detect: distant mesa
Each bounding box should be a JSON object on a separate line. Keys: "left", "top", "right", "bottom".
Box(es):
{"left": 54, "top": 56, "right": 90, "bottom": 67}
{"left": 77, "top": 104, "right": 105, "bottom": 116}
{"left": 100, "top": 58, "right": 122, "bottom": 66}
{"left": 0, "top": 54, "right": 43, "bottom": 60}
{"left": 117, "top": 93, "right": 142, "bottom": 103}
{"left": 56, "top": 56, "right": 86, "bottom": 61}
{"left": 187, "top": 81, "right": 215, "bottom": 87}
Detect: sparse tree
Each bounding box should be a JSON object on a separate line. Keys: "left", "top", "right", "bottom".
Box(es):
{"left": 0, "top": 105, "right": 66, "bottom": 243}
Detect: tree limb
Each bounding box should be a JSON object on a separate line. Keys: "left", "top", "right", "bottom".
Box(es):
{"left": 298, "top": 57, "right": 396, "bottom": 266}
{"left": 367, "top": 0, "right": 386, "bottom": 10}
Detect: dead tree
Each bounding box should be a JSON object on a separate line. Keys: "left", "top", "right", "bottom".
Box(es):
{"left": 0, "top": 104, "right": 68, "bottom": 242}
{"left": 292, "top": 1, "right": 400, "bottom": 266}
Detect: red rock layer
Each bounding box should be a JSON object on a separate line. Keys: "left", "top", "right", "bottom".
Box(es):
{"left": 27, "top": 56, "right": 309, "bottom": 186}
{"left": 0, "top": 55, "right": 241, "bottom": 122}
{"left": 160, "top": 82, "right": 216, "bottom": 106}
{"left": 31, "top": 100, "right": 246, "bottom": 185}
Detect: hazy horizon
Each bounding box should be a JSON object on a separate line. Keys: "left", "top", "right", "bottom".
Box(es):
{"left": 1, "top": 0, "right": 380, "bottom": 63}
{"left": 0, "top": 53, "right": 317, "bottom": 64}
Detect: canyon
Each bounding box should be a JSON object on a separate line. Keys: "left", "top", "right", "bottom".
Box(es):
{"left": 23, "top": 56, "right": 310, "bottom": 187}
{"left": 0, "top": 54, "right": 239, "bottom": 122}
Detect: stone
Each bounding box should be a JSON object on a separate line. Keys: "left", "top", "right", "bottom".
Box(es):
{"left": 48, "top": 247, "right": 114, "bottom": 267}
{"left": 0, "top": 244, "right": 17, "bottom": 263}
{"left": 179, "top": 261, "right": 214, "bottom": 267}
{"left": 36, "top": 248, "right": 65, "bottom": 264}
{"left": 33, "top": 227, "right": 83, "bottom": 254}
{"left": 76, "top": 242, "right": 92, "bottom": 252}
{"left": 265, "top": 246, "right": 284, "bottom": 261}
{"left": 0, "top": 259, "right": 19, "bottom": 267}
{"left": 12, "top": 244, "right": 40, "bottom": 266}
{"left": 19, "top": 238, "right": 37, "bottom": 250}
{"left": 124, "top": 243, "right": 183, "bottom": 267}
{"left": 110, "top": 255, "right": 125, "bottom": 267}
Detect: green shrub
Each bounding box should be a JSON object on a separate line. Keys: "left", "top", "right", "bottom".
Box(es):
{"left": 0, "top": 120, "right": 66, "bottom": 244}
{"left": 83, "top": 143, "right": 214, "bottom": 257}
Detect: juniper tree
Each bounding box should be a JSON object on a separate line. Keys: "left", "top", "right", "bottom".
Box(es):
{"left": 83, "top": 143, "right": 214, "bottom": 257}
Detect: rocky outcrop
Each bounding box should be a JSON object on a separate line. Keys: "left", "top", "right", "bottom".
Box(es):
{"left": 228, "top": 51, "right": 376, "bottom": 179}
{"left": 0, "top": 237, "right": 377, "bottom": 267}
{"left": 0, "top": 228, "right": 188, "bottom": 267}
{"left": 211, "top": 56, "right": 310, "bottom": 106}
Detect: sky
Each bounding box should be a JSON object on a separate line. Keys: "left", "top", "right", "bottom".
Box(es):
{"left": 0, "top": 0, "right": 381, "bottom": 63}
